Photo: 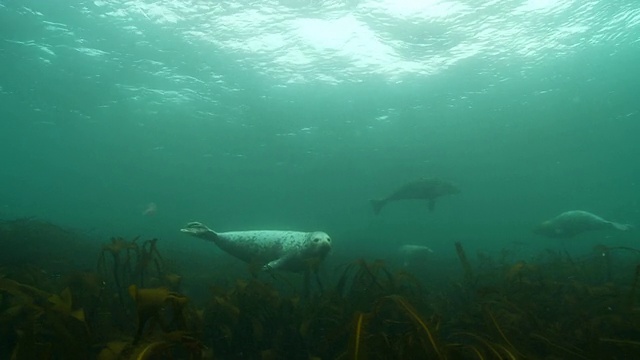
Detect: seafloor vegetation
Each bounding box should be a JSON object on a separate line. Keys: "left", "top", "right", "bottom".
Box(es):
{"left": 1, "top": 218, "right": 640, "bottom": 359}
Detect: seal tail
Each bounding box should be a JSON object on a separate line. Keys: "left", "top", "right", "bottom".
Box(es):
{"left": 611, "top": 222, "right": 634, "bottom": 232}
{"left": 370, "top": 199, "right": 386, "bottom": 215}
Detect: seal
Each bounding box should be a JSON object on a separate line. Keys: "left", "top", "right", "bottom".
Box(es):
{"left": 533, "top": 210, "right": 633, "bottom": 238}
{"left": 397, "top": 244, "right": 434, "bottom": 268}
{"left": 179, "top": 222, "right": 332, "bottom": 273}
{"left": 371, "top": 177, "right": 460, "bottom": 215}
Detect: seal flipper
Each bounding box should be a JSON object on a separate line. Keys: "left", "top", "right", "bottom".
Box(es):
{"left": 263, "top": 254, "right": 292, "bottom": 271}
{"left": 370, "top": 199, "right": 386, "bottom": 215}
{"left": 180, "top": 222, "right": 218, "bottom": 242}
{"left": 610, "top": 222, "right": 633, "bottom": 232}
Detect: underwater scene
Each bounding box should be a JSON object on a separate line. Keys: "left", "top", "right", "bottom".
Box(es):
{"left": 1, "top": 0, "right": 640, "bottom": 359}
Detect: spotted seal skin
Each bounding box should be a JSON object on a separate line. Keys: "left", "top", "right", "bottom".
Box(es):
{"left": 371, "top": 177, "right": 460, "bottom": 215}
{"left": 533, "top": 210, "right": 633, "bottom": 238}
{"left": 180, "top": 222, "right": 332, "bottom": 272}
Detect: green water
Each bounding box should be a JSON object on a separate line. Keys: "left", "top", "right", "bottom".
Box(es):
{"left": 1, "top": 0, "right": 639, "bottom": 261}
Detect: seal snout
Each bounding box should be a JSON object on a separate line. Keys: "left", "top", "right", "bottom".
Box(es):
{"left": 310, "top": 232, "right": 332, "bottom": 255}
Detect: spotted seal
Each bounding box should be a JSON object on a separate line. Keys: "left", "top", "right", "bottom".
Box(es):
{"left": 397, "top": 245, "right": 434, "bottom": 268}
{"left": 180, "top": 222, "right": 332, "bottom": 272}
{"left": 533, "top": 210, "right": 633, "bottom": 238}
{"left": 371, "top": 177, "right": 460, "bottom": 215}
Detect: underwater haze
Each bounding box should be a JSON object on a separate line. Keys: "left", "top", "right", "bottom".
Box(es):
{"left": 1, "top": 0, "right": 639, "bottom": 259}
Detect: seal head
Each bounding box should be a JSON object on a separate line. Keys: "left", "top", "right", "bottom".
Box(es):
{"left": 304, "top": 231, "right": 332, "bottom": 258}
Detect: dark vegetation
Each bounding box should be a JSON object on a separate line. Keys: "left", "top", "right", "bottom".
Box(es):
{"left": 1, "top": 217, "right": 640, "bottom": 359}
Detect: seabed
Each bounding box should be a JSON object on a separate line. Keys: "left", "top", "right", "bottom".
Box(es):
{"left": 1, "top": 217, "right": 640, "bottom": 359}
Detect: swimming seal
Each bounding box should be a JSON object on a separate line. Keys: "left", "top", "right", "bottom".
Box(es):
{"left": 397, "top": 245, "right": 434, "bottom": 267}
{"left": 179, "top": 222, "right": 332, "bottom": 272}
{"left": 371, "top": 177, "right": 459, "bottom": 215}
{"left": 533, "top": 210, "right": 633, "bottom": 238}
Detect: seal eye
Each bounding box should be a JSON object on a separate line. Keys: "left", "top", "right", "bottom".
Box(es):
{"left": 313, "top": 238, "right": 320, "bottom": 242}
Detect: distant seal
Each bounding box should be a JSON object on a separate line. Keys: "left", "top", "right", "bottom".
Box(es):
{"left": 180, "top": 222, "right": 332, "bottom": 272}
{"left": 371, "top": 177, "right": 460, "bottom": 215}
{"left": 533, "top": 210, "right": 633, "bottom": 238}
{"left": 397, "top": 245, "right": 434, "bottom": 267}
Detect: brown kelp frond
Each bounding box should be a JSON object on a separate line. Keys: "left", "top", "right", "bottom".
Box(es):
{"left": 530, "top": 333, "right": 588, "bottom": 359}
{"left": 595, "top": 337, "right": 640, "bottom": 360}
{"left": 96, "top": 235, "right": 177, "bottom": 335}
{"left": 444, "top": 343, "right": 486, "bottom": 360}
{"left": 334, "top": 261, "right": 359, "bottom": 296}
{"left": 484, "top": 306, "right": 519, "bottom": 355}
{"left": 9, "top": 327, "right": 53, "bottom": 360}
{"left": 0, "top": 277, "right": 51, "bottom": 308}
{"left": 329, "top": 259, "right": 415, "bottom": 313}
{"left": 0, "top": 278, "right": 86, "bottom": 323}
{"left": 98, "top": 236, "right": 168, "bottom": 291}
{"left": 393, "top": 270, "right": 426, "bottom": 299}
{"left": 97, "top": 340, "right": 130, "bottom": 360}
{"left": 130, "top": 340, "right": 172, "bottom": 359}
{"left": 347, "top": 311, "right": 369, "bottom": 360}
{"left": 378, "top": 295, "right": 443, "bottom": 359}
{"left": 6, "top": 216, "right": 640, "bottom": 359}
{"left": 452, "top": 332, "right": 505, "bottom": 359}
{"left": 491, "top": 343, "right": 517, "bottom": 360}
{"left": 128, "top": 284, "right": 190, "bottom": 344}
{"left": 627, "top": 264, "right": 640, "bottom": 312}
{"left": 0, "top": 278, "right": 91, "bottom": 359}
{"left": 455, "top": 241, "right": 475, "bottom": 284}
{"left": 468, "top": 345, "right": 485, "bottom": 359}
{"left": 97, "top": 332, "right": 206, "bottom": 360}
{"left": 599, "top": 337, "right": 640, "bottom": 347}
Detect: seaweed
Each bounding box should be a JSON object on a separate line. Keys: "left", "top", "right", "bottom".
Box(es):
{"left": 3, "top": 218, "right": 640, "bottom": 359}
{"left": 0, "top": 277, "right": 91, "bottom": 359}
{"left": 455, "top": 241, "right": 475, "bottom": 284}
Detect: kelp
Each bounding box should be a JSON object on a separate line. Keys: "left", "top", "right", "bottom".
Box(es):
{"left": 97, "top": 236, "right": 163, "bottom": 306}
{"left": 0, "top": 277, "right": 91, "bottom": 359}
{"left": 96, "top": 236, "right": 177, "bottom": 335}
{"left": 0, "top": 218, "right": 206, "bottom": 359}
{"left": 96, "top": 331, "right": 207, "bottom": 360}
{"left": 303, "top": 259, "right": 437, "bottom": 359}
{"left": 201, "top": 277, "right": 308, "bottom": 359}
{"left": 3, "top": 217, "right": 640, "bottom": 359}
{"left": 127, "top": 284, "right": 191, "bottom": 344}
{"left": 446, "top": 242, "right": 640, "bottom": 359}
{"left": 455, "top": 241, "right": 475, "bottom": 284}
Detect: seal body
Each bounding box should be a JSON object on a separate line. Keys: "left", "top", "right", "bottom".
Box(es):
{"left": 371, "top": 177, "right": 459, "bottom": 215}
{"left": 180, "top": 222, "right": 332, "bottom": 272}
{"left": 533, "top": 210, "right": 633, "bottom": 238}
{"left": 397, "top": 245, "right": 434, "bottom": 267}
